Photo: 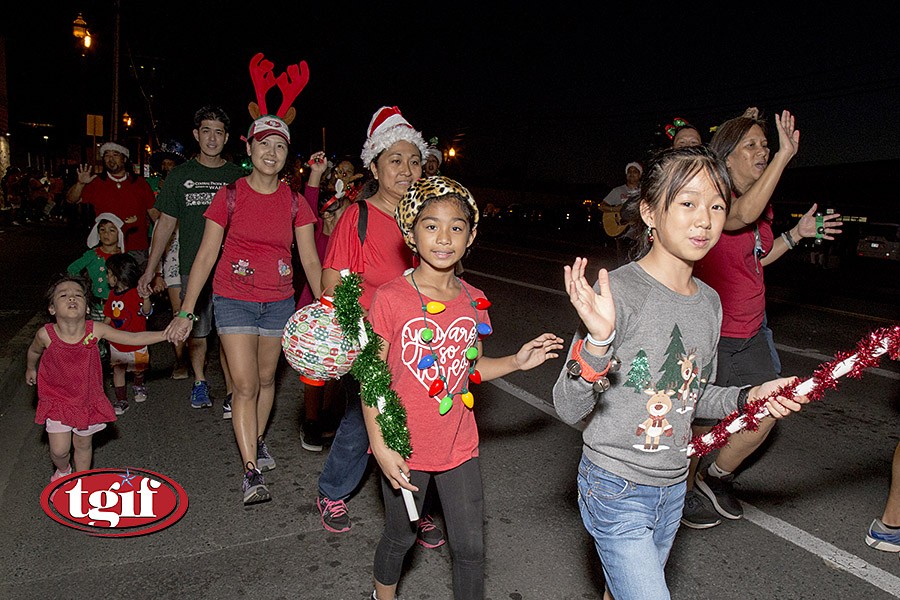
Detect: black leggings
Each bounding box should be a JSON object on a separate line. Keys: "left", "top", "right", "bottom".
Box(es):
{"left": 374, "top": 457, "right": 484, "bottom": 599}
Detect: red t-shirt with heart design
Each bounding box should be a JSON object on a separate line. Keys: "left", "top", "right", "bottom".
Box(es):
{"left": 370, "top": 275, "right": 491, "bottom": 472}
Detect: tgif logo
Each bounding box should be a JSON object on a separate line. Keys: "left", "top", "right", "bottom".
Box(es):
{"left": 41, "top": 468, "right": 188, "bottom": 537}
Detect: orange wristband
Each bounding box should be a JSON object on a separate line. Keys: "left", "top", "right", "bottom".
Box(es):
{"left": 565, "top": 339, "right": 612, "bottom": 383}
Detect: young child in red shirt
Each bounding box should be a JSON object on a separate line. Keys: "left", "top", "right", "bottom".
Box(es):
{"left": 103, "top": 253, "right": 153, "bottom": 414}
{"left": 363, "top": 176, "right": 564, "bottom": 600}
{"left": 26, "top": 274, "right": 165, "bottom": 483}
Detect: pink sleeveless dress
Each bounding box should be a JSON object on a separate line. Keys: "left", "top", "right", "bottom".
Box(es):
{"left": 34, "top": 321, "right": 116, "bottom": 430}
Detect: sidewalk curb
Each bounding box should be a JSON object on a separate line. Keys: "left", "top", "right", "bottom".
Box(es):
{"left": 0, "top": 311, "right": 45, "bottom": 500}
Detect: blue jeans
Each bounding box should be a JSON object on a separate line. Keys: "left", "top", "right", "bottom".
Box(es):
{"left": 577, "top": 454, "right": 685, "bottom": 600}
{"left": 317, "top": 377, "right": 371, "bottom": 500}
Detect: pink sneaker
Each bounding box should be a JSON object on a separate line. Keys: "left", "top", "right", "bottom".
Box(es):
{"left": 49, "top": 466, "right": 72, "bottom": 502}
{"left": 416, "top": 514, "right": 446, "bottom": 548}
{"left": 51, "top": 466, "right": 72, "bottom": 482}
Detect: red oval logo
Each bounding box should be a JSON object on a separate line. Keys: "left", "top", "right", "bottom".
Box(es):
{"left": 40, "top": 467, "right": 189, "bottom": 537}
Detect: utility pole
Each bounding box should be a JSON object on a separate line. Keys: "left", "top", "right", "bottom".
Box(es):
{"left": 111, "top": 0, "right": 121, "bottom": 141}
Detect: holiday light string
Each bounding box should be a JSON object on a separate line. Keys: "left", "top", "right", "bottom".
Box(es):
{"left": 687, "top": 325, "right": 900, "bottom": 458}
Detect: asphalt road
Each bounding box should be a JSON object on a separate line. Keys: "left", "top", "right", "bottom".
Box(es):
{"left": 0, "top": 219, "right": 898, "bottom": 599}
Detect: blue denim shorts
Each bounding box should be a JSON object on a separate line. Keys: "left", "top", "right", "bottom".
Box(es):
{"left": 576, "top": 454, "right": 685, "bottom": 600}
{"left": 212, "top": 295, "right": 294, "bottom": 337}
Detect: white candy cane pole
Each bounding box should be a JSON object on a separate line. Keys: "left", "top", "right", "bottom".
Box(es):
{"left": 686, "top": 341, "right": 890, "bottom": 458}
{"left": 343, "top": 270, "right": 418, "bottom": 521}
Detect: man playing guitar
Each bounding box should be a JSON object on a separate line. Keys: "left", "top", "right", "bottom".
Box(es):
{"left": 601, "top": 161, "right": 642, "bottom": 260}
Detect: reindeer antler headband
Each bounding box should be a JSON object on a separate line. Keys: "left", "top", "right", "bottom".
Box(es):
{"left": 243, "top": 52, "right": 310, "bottom": 144}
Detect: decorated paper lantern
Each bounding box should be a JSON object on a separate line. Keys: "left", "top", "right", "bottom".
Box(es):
{"left": 282, "top": 296, "right": 359, "bottom": 384}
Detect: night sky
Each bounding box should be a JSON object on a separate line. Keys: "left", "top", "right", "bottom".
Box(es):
{"left": 5, "top": 3, "right": 900, "bottom": 191}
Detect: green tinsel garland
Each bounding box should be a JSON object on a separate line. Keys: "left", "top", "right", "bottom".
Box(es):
{"left": 333, "top": 273, "right": 413, "bottom": 458}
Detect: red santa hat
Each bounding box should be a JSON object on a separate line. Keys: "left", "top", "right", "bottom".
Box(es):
{"left": 360, "top": 106, "right": 427, "bottom": 167}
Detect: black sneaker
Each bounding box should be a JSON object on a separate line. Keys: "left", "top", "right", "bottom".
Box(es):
{"left": 317, "top": 496, "right": 351, "bottom": 533}
{"left": 256, "top": 437, "right": 275, "bottom": 472}
{"left": 241, "top": 463, "right": 271, "bottom": 505}
{"left": 300, "top": 420, "right": 324, "bottom": 452}
{"left": 695, "top": 472, "right": 743, "bottom": 519}
{"left": 680, "top": 489, "right": 722, "bottom": 529}
{"left": 416, "top": 514, "right": 446, "bottom": 548}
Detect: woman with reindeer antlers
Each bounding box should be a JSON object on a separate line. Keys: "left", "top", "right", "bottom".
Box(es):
{"left": 166, "top": 54, "right": 322, "bottom": 505}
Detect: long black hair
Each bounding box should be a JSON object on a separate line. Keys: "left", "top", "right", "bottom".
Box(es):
{"left": 621, "top": 145, "right": 733, "bottom": 260}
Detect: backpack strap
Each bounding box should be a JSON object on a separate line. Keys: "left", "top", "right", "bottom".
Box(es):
{"left": 357, "top": 200, "right": 368, "bottom": 246}
{"left": 225, "top": 182, "right": 237, "bottom": 231}
{"left": 290, "top": 189, "right": 300, "bottom": 223}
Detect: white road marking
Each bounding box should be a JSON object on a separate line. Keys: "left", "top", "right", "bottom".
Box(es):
{"left": 491, "top": 376, "right": 900, "bottom": 596}
{"left": 742, "top": 503, "right": 900, "bottom": 596}
{"left": 465, "top": 269, "right": 567, "bottom": 296}
{"left": 488, "top": 377, "right": 584, "bottom": 432}
{"left": 776, "top": 343, "right": 900, "bottom": 380}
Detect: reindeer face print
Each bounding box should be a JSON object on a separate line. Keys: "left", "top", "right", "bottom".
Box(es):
{"left": 634, "top": 389, "right": 675, "bottom": 452}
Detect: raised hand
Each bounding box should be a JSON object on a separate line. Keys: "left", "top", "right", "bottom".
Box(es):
{"left": 796, "top": 203, "right": 842, "bottom": 241}
{"left": 564, "top": 257, "right": 615, "bottom": 343}
{"left": 308, "top": 150, "right": 327, "bottom": 175}
{"left": 774, "top": 110, "right": 800, "bottom": 160}
{"left": 76, "top": 164, "right": 97, "bottom": 185}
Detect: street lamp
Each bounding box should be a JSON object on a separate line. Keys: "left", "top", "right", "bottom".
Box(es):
{"left": 72, "top": 4, "right": 121, "bottom": 140}
{"left": 72, "top": 14, "right": 87, "bottom": 39}
{"left": 122, "top": 112, "right": 132, "bottom": 129}
{"left": 72, "top": 13, "right": 92, "bottom": 54}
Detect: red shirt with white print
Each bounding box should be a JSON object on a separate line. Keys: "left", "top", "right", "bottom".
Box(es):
{"left": 370, "top": 275, "right": 491, "bottom": 472}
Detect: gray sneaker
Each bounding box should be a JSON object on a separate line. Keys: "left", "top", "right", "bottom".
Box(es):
{"left": 256, "top": 437, "right": 275, "bottom": 472}
{"left": 241, "top": 464, "right": 271, "bottom": 505}
{"left": 133, "top": 385, "right": 147, "bottom": 403}
{"left": 680, "top": 489, "right": 721, "bottom": 529}
{"left": 695, "top": 472, "right": 743, "bottom": 519}
{"left": 113, "top": 399, "right": 129, "bottom": 416}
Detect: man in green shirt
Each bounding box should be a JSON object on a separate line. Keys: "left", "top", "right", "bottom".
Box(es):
{"left": 138, "top": 106, "right": 245, "bottom": 416}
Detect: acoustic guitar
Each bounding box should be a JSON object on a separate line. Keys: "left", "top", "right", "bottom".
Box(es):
{"left": 602, "top": 206, "right": 627, "bottom": 238}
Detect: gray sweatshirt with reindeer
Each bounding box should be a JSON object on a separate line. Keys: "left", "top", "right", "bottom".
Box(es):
{"left": 552, "top": 261, "right": 742, "bottom": 487}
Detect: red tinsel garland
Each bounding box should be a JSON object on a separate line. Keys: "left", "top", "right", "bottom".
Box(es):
{"left": 687, "top": 325, "right": 900, "bottom": 458}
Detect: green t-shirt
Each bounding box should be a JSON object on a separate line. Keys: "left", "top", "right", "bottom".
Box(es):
{"left": 154, "top": 158, "right": 245, "bottom": 274}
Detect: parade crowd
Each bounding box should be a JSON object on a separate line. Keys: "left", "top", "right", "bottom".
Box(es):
{"left": 18, "top": 89, "right": 898, "bottom": 600}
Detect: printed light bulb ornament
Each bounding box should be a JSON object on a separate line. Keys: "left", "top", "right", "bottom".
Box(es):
{"left": 281, "top": 296, "right": 359, "bottom": 384}
{"left": 428, "top": 380, "right": 445, "bottom": 396}
{"left": 410, "top": 270, "right": 491, "bottom": 415}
